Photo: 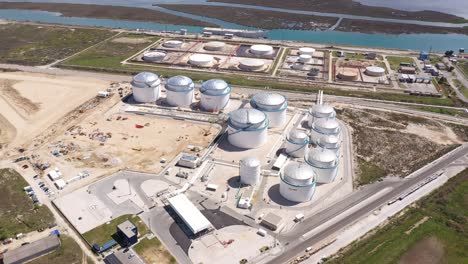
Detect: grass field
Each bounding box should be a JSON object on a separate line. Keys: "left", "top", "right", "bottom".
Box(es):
{"left": 453, "top": 79, "right": 468, "bottom": 98}
{"left": 29, "top": 235, "right": 92, "bottom": 264}
{"left": 457, "top": 60, "right": 468, "bottom": 77}
{"left": 0, "top": 168, "right": 55, "bottom": 240}
{"left": 328, "top": 169, "right": 468, "bottom": 263}
{"left": 82, "top": 214, "right": 150, "bottom": 246}
{"left": 0, "top": 24, "right": 116, "bottom": 65}
{"left": 386, "top": 56, "right": 415, "bottom": 71}
{"left": 414, "top": 106, "right": 468, "bottom": 118}
{"left": 134, "top": 237, "right": 176, "bottom": 264}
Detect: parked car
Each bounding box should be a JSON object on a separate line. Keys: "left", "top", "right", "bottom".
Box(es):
{"left": 43, "top": 187, "right": 49, "bottom": 192}
{"left": 33, "top": 175, "right": 39, "bottom": 180}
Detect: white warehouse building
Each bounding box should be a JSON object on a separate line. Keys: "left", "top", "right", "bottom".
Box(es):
{"left": 165, "top": 75, "right": 195, "bottom": 107}
{"left": 308, "top": 104, "right": 336, "bottom": 127}
{"left": 227, "top": 108, "right": 268, "bottom": 149}
{"left": 305, "top": 147, "right": 339, "bottom": 184}
{"left": 200, "top": 79, "right": 231, "bottom": 112}
{"left": 240, "top": 156, "right": 261, "bottom": 186}
{"left": 285, "top": 130, "right": 309, "bottom": 158}
{"left": 280, "top": 161, "right": 317, "bottom": 203}
{"left": 310, "top": 118, "right": 341, "bottom": 144}
{"left": 131, "top": 72, "right": 161, "bottom": 103}
{"left": 250, "top": 93, "right": 287, "bottom": 128}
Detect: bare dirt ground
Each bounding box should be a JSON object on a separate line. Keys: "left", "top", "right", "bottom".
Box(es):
{"left": 399, "top": 236, "right": 445, "bottom": 264}
{"left": 111, "top": 37, "right": 152, "bottom": 45}
{"left": 0, "top": 71, "right": 110, "bottom": 155}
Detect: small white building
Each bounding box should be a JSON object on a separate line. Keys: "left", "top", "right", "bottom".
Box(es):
{"left": 168, "top": 194, "right": 212, "bottom": 234}
{"left": 54, "top": 179, "right": 66, "bottom": 190}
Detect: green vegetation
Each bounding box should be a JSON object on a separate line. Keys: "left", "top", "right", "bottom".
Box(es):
{"left": 414, "top": 105, "right": 468, "bottom": 118}
{"left": 386, "top": 56, "right": 414, "bottom": 70}
{"left": 63, "top": 33, "right": 158, "bottom": 69}
{"left": 333, "top": 51, "right": 366, "bottom": 60}
{"left": 453, "top": 79, "right": 468, "bottom": 98}
{"left": 429, "top": 55, "right": 443, "bottom": 65}
{"left": 458, "top": 60, "right": 468, "bottom": 77}
{"left": 357, "top": 158, "right": 386, "bottom": 185}
{"left": 0, "top": 24, "right": 116, "bottom": 65}
{"left": 82, "top": 214, "right": 149, "bottom": 246}
{"left": 29, "top": 235, "right": 89, "bottom": 264}
{"left": 0, "top": 168, "right": 55, "bottom": 240}
{"left": 133, "top": 237, "right": 176, "bottom": 264}
{"left": 328, "top": 169, "right": 468, "bottom": 264}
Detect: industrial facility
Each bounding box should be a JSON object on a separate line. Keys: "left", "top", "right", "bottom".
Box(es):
{"left": 165, "top": 75, "right": 195, "bottom": 107}
{"left": 250, "top": 93, "right": 288, "bottom": 128}
{"left": 227, "top": 108, "right": 269, "bottom": 149}
{"left": 280, "top": 161, "right": 317, "bottom": 203}
{"left": 131, "top": 72, "right": 161, "bottom": 103}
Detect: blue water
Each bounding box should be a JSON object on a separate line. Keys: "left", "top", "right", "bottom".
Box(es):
{"left": 0, "top": 9, "right": 467, "bottom": 52}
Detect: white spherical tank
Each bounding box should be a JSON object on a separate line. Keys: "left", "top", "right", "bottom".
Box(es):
{"left": 310, "top": 118, "right": 341, "bottom": 144}
{"left": 240, "top": 156, "right": 261, "bottom": 186}
{"left": 227, "top": 108, "right": 268, "bottom": 149}
{"left": 299, "top": 47, "right": 315, "bottom": 55}
{"left": 143, "top": 51, "right": 166, "bottom": 62}
{"left": 365, "top": 66, "right": 385, "bottom": 77}
{"left": 204, "top": 41, "right": 226, "bottom": 51}
{"left": 250, "top": 44, "right": 274, "bottom": 56}
{"left": 131, "top": 72, "right": 161, "bottom": 103}
{"left": 285, "top": 130, "right": 310, "bottom": 158}
{"left": 280, "top": 161, "right": 316, "bottom": 203}
{"left": 163, "top": 40, "right": 183, "bottom": 48}
{"left": 250, "top": 93, "right": 287, "bottom": 128}
{"left": 308, "top": 104, "right": 336, "bottom": 127}
{"left": 165, "top": 75, "right": 195, "bottom": 107}
{"left": 317, "top": 135, "right": 341, "bottom": 156}
{"left": 305, "top": 147, "right": 339, "bottom": 184}
{"left": 189, "top": 54, "right": 213, "bottom": 67}
{"left": 200, "top": 79, "right": 231, "bottom": 112}
{"left": 239, "top": 58, "right": 265, "bottom": 71}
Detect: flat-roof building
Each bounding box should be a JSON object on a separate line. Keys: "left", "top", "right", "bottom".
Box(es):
{"left": 261, "top": 213, "right": 283, "bottom": 231}
{"left": 116, "top": 220, "right": 138, "bottom": 247}
{"left": 400, "top": 66, "right": 416, "bottom": 74}
{"left": 168, "top": 194, "right": 212, "bottom": 234}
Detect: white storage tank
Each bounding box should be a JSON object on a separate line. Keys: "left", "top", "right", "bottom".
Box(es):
{"left": 163, "top": 40, "right": 183, "bottom": 48}
{"left": 200, "top": 79, "right": 231, "bottom": 112}
{"left": 143, "top": 51, "right": 166, "bottom": 62}
{"left": 189, "top": 54, "right": 213, "bottom": 67}
{"left": 298, "top": 54, "right": 312, "bottom": 63}
{"left": 227, "top": 108, "right": 268, "bottom": 149}
{"left": 299, "top": 47, "right": 316, "bottom": 56}
{"left": 165, "top": 75, "right": 195, "bottom": 107}
{"left": 308, "top": 104, "right": 336, "bottom": 127}
{"left": 305, "top": 147, "right": 339, "bottom": 184}
{"left": 239, "top": 58, "right": 265, "bottom": 71}
{"left": 250, "top": 93, "right": 287, "bottom": 128}
{"left": 131, "top": 72, "right": 161, "bottom": 103}
{"left": 310, "top": 118, "right": 341, "bottom": 144}
{"left": 317, "top": 135, "right": 341, "bottom": 156}
{"left": 285, "top": 130, "right": 309, "bottom": 158}
{"left": 240, "top": 156, "right": 261, "bottom": 186}
{"left": 280, "top": 161, "right": 316, "bottom": 203}
{"left": 204, "top": 41, "right": 226, "bottom": 51}
{"left": 365, "top": 66, "right": 385, "bottom": 77}
{"left": 250, "top": 44, "right": 274, "bottom": 56}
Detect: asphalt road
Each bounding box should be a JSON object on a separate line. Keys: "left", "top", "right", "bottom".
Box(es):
{"left": 267, "top": 144, "right": 468, "bottom": 264}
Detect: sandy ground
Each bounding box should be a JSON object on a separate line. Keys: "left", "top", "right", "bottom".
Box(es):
{"left": 111, "top": 37, "right": 152, "bottom": 44}
{"left": 0, "top": 71, "right": 110, "bottom": 154}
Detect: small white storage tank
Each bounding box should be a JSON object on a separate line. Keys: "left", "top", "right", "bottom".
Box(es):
{"left": 299, "top": 47, "right": 316, "bottom": 55}
{"left": 250, "top": 93, "right": 287, "bottom": 128}
{"left": 310, "top": 118, "right": 341, "bottom": 144}
{"left": 298, "top": 54, "right": 312, "bottom": 63}
{"left": 250, "top": 44, "right": 274, "bottom": 56}
{"left": 285, "top": 130, "right": 309, "bottom": 158}
{"left": 240, "top": 156, "right": 261, "bottom": 185}
{"left": 163, "top": 40, "right": 183, "bottom": 48}
{"left": 200, "top": 79, "right": 231, "bottom": 112}
{"left": 308, "top": 104, "right": 336, "bottom": 127}
{"left": 204, "top": 41, "right": 226, "bottom": 51}
{"left": 165, "top": 75, "right": 195, "bottom": 107}
{"left": 365, "top": 66, "right": 385, "bottom": 77}
{"left": 239, "top": 58, "right": 265, "bottom": 71}
{"left": 227, "top": 108, "right": 268, "bottom": 149}
{"left": 131, "top": 72, "right": 161, "bottom": 103}
{"left": 143, "top": 51, "right": 166, "bottom": 62}
{"left": 305, "top": 147, "right": 339, "bottom": 184}
{"left": 189, "top": 54, "right": 213, "bottom": 67}
{"left": 280, "top": 161, "right": 316, "bottom": 202}
{"left": 317, "top": 135, "right": 341, "bottom": 156}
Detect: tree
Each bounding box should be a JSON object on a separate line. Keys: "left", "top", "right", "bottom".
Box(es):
{"left": 444, "top": 50, "right": 454, "bottom": 57}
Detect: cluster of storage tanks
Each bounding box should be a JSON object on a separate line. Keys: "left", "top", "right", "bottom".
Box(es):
{"left": 131, "top": 72, "right": 231, "bottom": 112}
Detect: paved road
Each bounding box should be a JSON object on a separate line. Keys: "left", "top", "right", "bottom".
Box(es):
{"left": 267, "top": 144, "right": 468, "bottom": 264}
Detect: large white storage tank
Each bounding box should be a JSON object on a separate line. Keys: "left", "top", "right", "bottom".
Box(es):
{"left": 310, "top": 118, "right": 341, "bottom": 144}
{"left": 227, "top": 108, "right": 268, "bottom": 149}
{"left": 280, "top": 161, "right": 316, "bottom": 203}
{"left": 200, "top": 79, "right": 231, "bottom": 112}
{"left": 305, "top": 147, "right": 339, "bottom": 184}
{"left": 240, "top": 157, "right": 261, "bottom": 186}
{"left": 131, "top": 72, "right": 161, "bottom": 103}
{"left": 250, "top": 93, "right": 287, "bottom": 128}
{"left": 285, "top": 130, "right": 309, "bottom": 158}
{"left": 308, "top": 104, "right": 336, "bottom": 127}
{"left": 299, "top": 47, "right": 315, "bottom": 55}
{"left": 165, "top": 75, "right": 195, "bottom": 107}
{"left": 317, "top": 135, "right": 341, "bottom": 156}
{"left": 250, "top": 44, "right": 274, "bottom": 56}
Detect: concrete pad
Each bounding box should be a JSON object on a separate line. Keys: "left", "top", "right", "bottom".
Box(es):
{"left": 107, "top": 179, "right": 146, "bottom": 208}
{"left": 140, "top": 180, "right": 170, "bottom": 197}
